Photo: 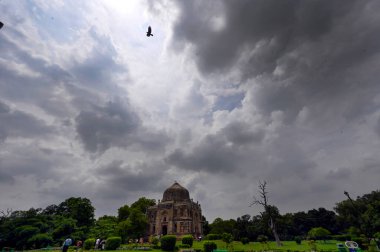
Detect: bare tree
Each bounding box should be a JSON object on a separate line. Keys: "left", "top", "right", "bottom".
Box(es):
{"left": 0, "top": 208, "right": 12, "bottom": 218}
{"left": 250, "top": 181, "right": 282, "bottom": 246}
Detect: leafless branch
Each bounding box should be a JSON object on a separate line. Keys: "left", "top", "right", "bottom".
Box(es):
{"left": 250, "top": 180, "right": 268, "bottom": 207}
{"left": 0, "top": 208, "right": 12, "bottom": 217}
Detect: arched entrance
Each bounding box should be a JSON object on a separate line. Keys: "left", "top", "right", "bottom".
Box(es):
{"left": 162, "top": 225, "right": 167, "bottom": 235}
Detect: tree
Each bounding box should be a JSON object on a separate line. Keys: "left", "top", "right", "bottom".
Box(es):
{"left": 128, "top": 209, "right": 148, "bottom": 238}
{"left": 89, "top": 215, "right": 118, "bottom": 239}
{"left": 117, "top": 205, "right": 130, "bottom": 221}
{"left": 209, "top": 218, "right": 237, "bottom": 235}
{"left": 308, "top": 227, "right": 331, "bottom": 242}
{"left": 202, "top": 216, "right": 211, "bottom": 235}
{"left": 130, "top": 197, "right": 155, "bottom": 213}
{"left": 335, "top": 190, "right": 380, "bottom": 241}
{"left": 58, "top": 197, "right": 95, "bottom": 228}
{"left": 221, "top": 233, "right": 233, "bottom": 249}
{"left": 250, "top": 181, "right": 282, "bottom": 246}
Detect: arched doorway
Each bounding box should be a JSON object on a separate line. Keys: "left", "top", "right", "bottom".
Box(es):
{"left": 162, "top": 225, "right": 167, "bottom": 235}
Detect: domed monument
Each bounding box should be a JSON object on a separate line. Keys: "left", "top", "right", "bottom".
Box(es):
{"left": 147, "top": 182, "right": 203, "bottom": 238}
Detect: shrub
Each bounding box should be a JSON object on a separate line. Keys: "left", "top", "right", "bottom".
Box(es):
{"left": 205, "top": 234, "right": 221, "bottom": 240}
{"left": 308, "top": 227, "right": 331, "bottom": 241}
{"left": 84, "top": 238, "right": 96, "bottom": 250}
{"left": 27, "top": 233, "right": 53, "bottom": 248}
{"left": 257, "top": 235, "right": 268, "bottom": 243}
{"left": 195, "top": 249, "right": 202, "bottom": 252}
{"left": 105, "top": 237, "right": 122, "bottom": 250}
{"left": 204, "top": 241, "right": 217, "bottom": 252}
{"left": 160, "top": 235, "right": 177, "bottom": 251}
{"left": 241, "top": 237, "right": 249, "bottom": 245}
{"left": 294, "top": 236, "right": 302, "bottom": 245}
{"left": 222, "top": 233, "right": 233, "bottom": 245}
{"left": 151, "top": 237, "right": 159, "bottom": 246}
{"left": 308, "top": 240, "right": 317, "bottom": 252}
{"left": 182, "top": 235, "right": 194, "bottom": 247}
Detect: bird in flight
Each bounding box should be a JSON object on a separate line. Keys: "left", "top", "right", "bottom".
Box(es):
{"left": 146, "top": 26, "right": 153, "bottom": 37}
{"left": 0, "top": 21, "right": 3, "bottom": 30}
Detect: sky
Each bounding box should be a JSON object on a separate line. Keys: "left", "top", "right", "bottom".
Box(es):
{"left": 0, "top": 0, "right": 380, "bottom": 222}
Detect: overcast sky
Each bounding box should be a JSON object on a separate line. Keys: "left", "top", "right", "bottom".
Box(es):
{"left": 1, "top": 0, "right": 380, "bottom": 222}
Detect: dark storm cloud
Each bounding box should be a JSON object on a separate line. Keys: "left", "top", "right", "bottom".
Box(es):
{"left": 0, "top": 143, "right": 76, "bottom": 186}
{"left": 167, "top": 118, "right": 316, "bottom": 181}
{"left": 93, "top": 160, "right": 169, "bottom": 199}
{"left": 0, "top": 100, "right": 53, "bottom": 142}
{"left": 75, "top": 98, "right": 170, "bottom": 154}
{"left": 172, "top": 0, "right": 365, "bottom": 77}
{"left": 221, "top": 121, "right": 264, "bottom": 145}
{"left": 166, "top": 124, "right": 260, "bottom": 173}
{"left": 75, "top": 99, "right": 141, "bottom": 153}
{"left": 167, "top": 136, "right": 239, "bottom": 173}
{"left": 172, "top": 0, "right": 380, "bottom": 124}
{"left": 0, "top": 170, "right": 15, "bottom": 184}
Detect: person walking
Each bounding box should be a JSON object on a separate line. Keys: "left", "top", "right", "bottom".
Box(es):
{"left": 62, "top": 238, "right": 72, "bottom": 252}
{"left": 76, "top": 240, "right": 82, "bottom": 252}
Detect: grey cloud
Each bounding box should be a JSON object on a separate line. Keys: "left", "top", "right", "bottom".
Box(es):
{"left": 0, "top": 170, "right": 15, "bottom": 185}
{"left": 167, "top": 120, "right": 316, "bottom": 181}
{"left": 93, "top": 160, "right": 169, "bottom": 199}
{"left": 172, "top": 0, "right": 363, "bottom": 77}
{"left": 171, "top": 0, "right": 380, "bottom": 126}
{"left": 71, "top": 28, "right": 126, "bottom": 91}
{"left": 0, "top": 143, "right": 76, "bottom": 186}
{"left": 75, "top": 99, "right": 141, "bottom": 153}
{"left": 326, "top": 168, "right": 352, "bottom": 180}
{"left": 166, "top": 134, "right": 241, "bottom": 173}
{"left": 75, "top": 98, "right": 170, "bottom": 154}
{"left": 0, "top": 100, "right": 53, "bottom": 142}
{"left": 221, "top": 121, "right": 264, "bottom": 145}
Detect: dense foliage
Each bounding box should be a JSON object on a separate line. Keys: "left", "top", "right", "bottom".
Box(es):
{"left": 0, "top": 190, "right": 379, "bottom": 250}
{"left": 182, "top": 235, "right": 194, "bottom": 247}
{"left": 203, "top": 241, "right": 217, "bottom": 252}
{"left": 0, "top": 197, "right": 155, "bottom": 250}
{"left": 160, "top": 235, "right": 177, "bottom": 251}
{"left": 83, "top": 238, "right": 95, "bottom": 250}
{"left": 105, "top": 236, "right": 122, "bottom": 250}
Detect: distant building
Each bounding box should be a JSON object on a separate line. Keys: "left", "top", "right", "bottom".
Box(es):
{"left": 146, "top": 182, "right": 203, "bottom": 238}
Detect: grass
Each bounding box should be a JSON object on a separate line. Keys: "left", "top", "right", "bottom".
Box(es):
{"left": 51, "top": 240, "right": 345, "bottom": 252}
{"left": 190, "top": 240, "right": 340, "bottom": 252}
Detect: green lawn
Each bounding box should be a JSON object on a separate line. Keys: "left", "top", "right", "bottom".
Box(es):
{"left": 61, "top": 240, "right": 346, "bottom": 252}
{"left": 191, "top": 240, "right": 341, "bottom": 252}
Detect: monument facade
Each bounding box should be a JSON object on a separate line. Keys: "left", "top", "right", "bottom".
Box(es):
{"left": 147, "top": 182, "right": 203, "bottom": 238}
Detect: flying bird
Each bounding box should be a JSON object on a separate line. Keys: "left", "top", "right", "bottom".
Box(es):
{"left": 0, "top": 21, "right": 3, "bottom": 30}
{"left": 146, "top": 26, "right": 153, "bottom": 37}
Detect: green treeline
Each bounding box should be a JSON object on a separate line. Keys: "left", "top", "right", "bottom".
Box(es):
{"left": 0, "top": 191, "right": 379, "bottom": 250}
{"left": 0, "top": 197, "right": 154, "bottom": 250}
{"left": 204, "top": 190, "right": 380, "bottom": 247}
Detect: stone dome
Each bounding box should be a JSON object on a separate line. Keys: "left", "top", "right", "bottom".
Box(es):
{"left": 162, "top": 182, "right": 190, "bottom": 202}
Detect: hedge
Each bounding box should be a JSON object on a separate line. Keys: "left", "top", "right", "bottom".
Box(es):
{"left": 182, "top": 235, "right": 194, "bottom": 247}
{"left": 161, "top": 235, "right": 177, "bottom": 251}
{"left": 204, "top": 241, "right": 217, "bottom": 252}
{"left": 105, "top": 237, "right": 122, "bottom": 250}
{"left": 84, "top": 238, "right": 95, "bottom": 250}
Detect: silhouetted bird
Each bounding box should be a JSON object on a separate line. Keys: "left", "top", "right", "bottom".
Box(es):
{"left": 146, "top": 26, "right": 153, "bottom": 37}
{"left": 0, "top": 22, "right": 3, "bottom": 30}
